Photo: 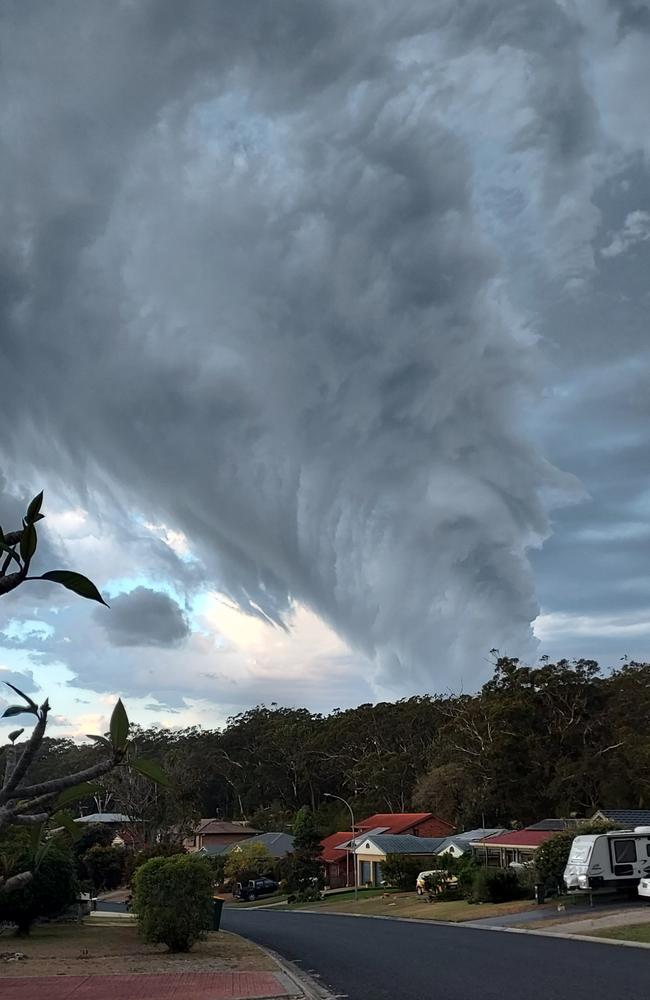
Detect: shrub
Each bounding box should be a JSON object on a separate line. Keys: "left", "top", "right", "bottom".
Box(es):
{"left": 288, "top": 885, "right": 322, "bottom": 904}
{"left": 83, "top": 844, "right": 126, "bottom": 891}
{"left": 0, "top": 830, "right": 78, "bottom": 935}
{"left": 224, "top": 842, "right": 275, "bottom": 883}
{"left": 287, "top": 807, "right": 323, "bottom": 895}
{"left": 133, "top": 854, "right": 213, "bottom": 952}
{"left": 454, "top": 855, "right": 480, "bottom": 897}
{"left": 469, "top": 867, "right": 524, "bottom": 904}
{"left": 126, "top": 841, "right": 186, "bottom": 884}
{"left": 381, "top": 855, "right": 423, "bottom": 891}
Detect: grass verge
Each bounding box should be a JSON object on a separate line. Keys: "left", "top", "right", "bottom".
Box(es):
{"left": 0, "top": 922, "right": 275, "bottom": 977}
{"left": 591, "top": 922, "right": 650, "bottom": 944}
{"left": 290, "top": 890, "right": 538, "bottom": 922}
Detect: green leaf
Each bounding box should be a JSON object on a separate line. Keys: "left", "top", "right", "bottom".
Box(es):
{"left": 55, "top": 783, "right": 100, "bottom": 809}
{"left": 38, "top": 570, "right": 109, "bottom": 606}
{"left": 8, "top": 728, "right": 24, "bottom": 742}
{"left": 86, "top": 733, "right": 112, "bottom": 749}
{"left": 25, "top": 491, "right": 44, "bottom": 524}
{"left": 110, "top": 699, "right": 130, "bottom": 752}
{"left": 131, "top": 757, "right": 169, "bottom": 787}
{"left": 50, "top": 811, "right": 82, "bottom": 843}
{"left": 4, "top": 682, "right": 38, "bottom": 712}
{"left": 2, "top": 705, "right": 36, "bottom": 718}
{"left": 19, "top": 522, "right": 37, "bottom": 562}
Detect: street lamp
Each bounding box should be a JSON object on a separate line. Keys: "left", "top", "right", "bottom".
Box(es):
{"left": 324, "top": 792, "right": 358, "bottom": 901}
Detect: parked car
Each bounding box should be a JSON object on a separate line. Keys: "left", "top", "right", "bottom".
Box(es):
{"left": 233, "top": 877, "right": 279, "bottom": 902}
{"left": 638, "top": 877, "right": 650, "bottom": 900}
{"left": 416, "top": 870, "right": 458, "bottom": 895}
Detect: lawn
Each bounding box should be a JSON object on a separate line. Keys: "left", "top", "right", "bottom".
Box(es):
{"left": 0, "top": 920, "right": 275, "bottom": 977}
{"left": 291, "top": 890, "right": 537, "bottom": 922}
{"left": 591, "top": 922, "right": 650, "bottom": 944}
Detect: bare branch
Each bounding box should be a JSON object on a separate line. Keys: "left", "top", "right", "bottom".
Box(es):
{"left": 13, "top": 757, "right": 117, "bottom": 803}
{"left": 12, "top": 813, "right": 49, "bottom": 826}
{"left": 0, "top": 871, "right": 33, "bottom": 894}
{"left": 0, "top": 705, "right": 49, "bottom": 806}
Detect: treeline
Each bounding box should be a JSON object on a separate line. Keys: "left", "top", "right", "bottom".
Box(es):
{"left": 4, "top": 657, "right": 649, "bottom": 837}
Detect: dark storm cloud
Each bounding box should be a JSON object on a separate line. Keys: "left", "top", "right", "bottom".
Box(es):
{"left": 0, "top": 669, "right": 38, "bottom": 695}
{"left": 96, "top": 587, "right": 190, "bottom": 648}
{"left": 0, "top": 1, "right": 648, "bottom": 698}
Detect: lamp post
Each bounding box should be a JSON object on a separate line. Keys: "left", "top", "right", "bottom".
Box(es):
{"left": 324, "top": 792, "right": 358, "bottom": 901}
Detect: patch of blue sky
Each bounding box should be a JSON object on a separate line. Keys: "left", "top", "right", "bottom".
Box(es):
{"left": 1, "top": 618, "right": 54, "bottom": 642}
{"left": 103, "top": 574, "right": 189, "bottom": 606}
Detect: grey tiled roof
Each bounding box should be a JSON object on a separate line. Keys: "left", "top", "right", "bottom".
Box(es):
{"left": 595, "top": 809, "right": 650, "bottom": 827}
{"left": 527, "top": 819, "right": 571, "bottom": 831}
{"left": 74, "top": 813, "right": 132, "bottom": 824}
{"left": 199, "top": 842, "right": 232, "bottom": 856}
{"left": 226, "top": 832, "right": 295, "bottom": 858}
{"left": 438, "top": 829, "right": 505, "bottom": 851}
{"left": 358, "top": 834, "right": 447, "bottom": 854}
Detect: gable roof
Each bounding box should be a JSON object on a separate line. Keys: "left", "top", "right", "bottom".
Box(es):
{"left": 321, "top": 831, "right": 354, "bottom": 864}
{"left": 526, "top": 819, "right": 572, "bottom": 831}
{"left": 197, "top": 819, "right": 261, "bottom": 837}
{"left": 357, "top": 813, "right": 451, "bottom": 835}
{"left": 227, "top": 832, "right": 295, "bottom": 858}
{"left": 75, "top": 813, "right": 131, "bottom": 825}
{"left": 198, "top": 842, "right": 232, "bottom": 856}
{"left": 472, "top": 828, "right": 557, "bottom": 849}
{"left": 356, "top": 834, "right": 448, "bottom": 855}
{"left": 593, "top": 809, "right": 650, "bottom": 827}
{"left": 438, "top": 829, "right": 505, "bottom": 851}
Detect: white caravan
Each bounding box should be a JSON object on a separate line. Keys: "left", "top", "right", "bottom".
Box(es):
{"left": 564, "top": 827, "right": 650, "bottom": 893}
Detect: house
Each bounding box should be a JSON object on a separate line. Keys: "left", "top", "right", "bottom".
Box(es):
{"left": 321, "top": 812, "right": 454, "bottom": 888}
{"left": 184, "top": 819, "right": 261, "bottom": 853}
{"left": 352, "top": 834, "right": 449, "bottom": 886}
{"left": 226, "top": 832, "right": 295, "bottom": 859}
{"left": 73, "top": 812, "right": 135, "bottom": 848}
{"left": 436, "top": 828, "right": 505, "bottom": 859}
{"left": 357, "top": 812, "right": 454, "bottom": 838}
{"left": 321, "top": 830, "right": 355, "bottom": 888}
{"left": 470, "top": 820, "right": 574, "bottom": 868}
{"left": 590, "top": 809, "right": 650, "bottom": 829}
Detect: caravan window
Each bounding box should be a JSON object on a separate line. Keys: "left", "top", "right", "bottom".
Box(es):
{"left": 568, "top": 839, "right": 593, "bottom": 864}
{"left": 613, "top": 839, "right": 637, "bottom": 864}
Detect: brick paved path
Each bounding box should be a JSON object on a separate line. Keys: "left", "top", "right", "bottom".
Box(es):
{"left": 0, "top": 971, "right": 294, "bottom": 1000}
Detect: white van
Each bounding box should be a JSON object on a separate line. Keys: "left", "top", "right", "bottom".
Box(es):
{"left": 564, "top": 827, "right": 650, "bottom": 893}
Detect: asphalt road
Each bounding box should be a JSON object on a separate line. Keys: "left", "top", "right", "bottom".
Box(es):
{"left": 222, "top": 908, "right": 649, "bottom": 1000}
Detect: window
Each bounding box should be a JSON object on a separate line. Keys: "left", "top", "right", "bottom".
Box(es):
{"left": 613, "top": 839, "right": 637, "bottom": 864}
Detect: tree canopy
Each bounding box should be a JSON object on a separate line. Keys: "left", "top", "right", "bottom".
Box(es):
{"left": 3, "top": 654, "right": 649, "bottom": 835}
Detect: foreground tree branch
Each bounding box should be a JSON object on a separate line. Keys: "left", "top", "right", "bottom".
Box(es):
{"left": 0, "top": 491, "right": 165, "bottom": 894}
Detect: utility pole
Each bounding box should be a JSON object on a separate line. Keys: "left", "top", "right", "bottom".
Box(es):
{"left": 325, "top": 792, "right": 359, "bottom": 901}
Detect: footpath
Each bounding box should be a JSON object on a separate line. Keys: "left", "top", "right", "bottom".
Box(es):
{"left": 0, "top": 910, "right": 317, "bottom": 1000}
{"left": 1, "top": 971, "right": 300, "bottom": 1000}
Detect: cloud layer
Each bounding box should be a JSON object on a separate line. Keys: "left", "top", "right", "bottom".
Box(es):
{"left": 96, "top": 587, "right": 190, "bottom": 648}
{"left": 0, "top": 1, "right": 649, "bottom": 711}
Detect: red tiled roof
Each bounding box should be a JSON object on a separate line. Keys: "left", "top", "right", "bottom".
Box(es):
{"left": 320, "top": 831, "right": 354, "bottom": 863}
{"left": 358, "top": 813, "right": 450, "bottom": 834}
{"left": 472, "top": 828, "right": 557, "bottom": 848}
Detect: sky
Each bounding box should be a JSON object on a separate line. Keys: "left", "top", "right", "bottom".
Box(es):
{"left": 1, "top": 0, "right": 649, "bottom": 740}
